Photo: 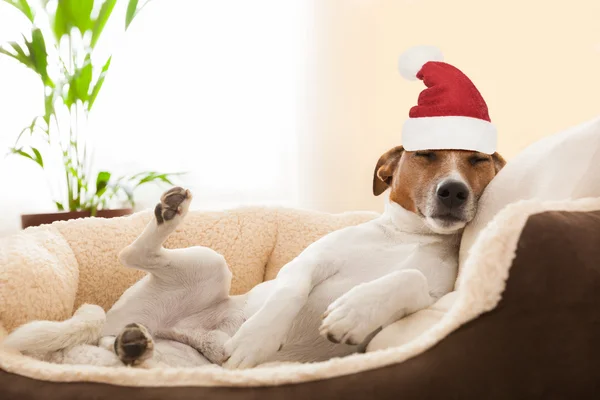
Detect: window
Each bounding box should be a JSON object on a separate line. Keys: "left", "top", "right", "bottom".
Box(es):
{"left": 0, "top": 0, "right": 310, "bottom": 235}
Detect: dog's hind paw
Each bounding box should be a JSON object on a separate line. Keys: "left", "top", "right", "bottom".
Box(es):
{"left": 154, "top": 187, "right": 192, "bottom": 225}
{"left": 114, "top": 323, "right": 154, "bottom": 366}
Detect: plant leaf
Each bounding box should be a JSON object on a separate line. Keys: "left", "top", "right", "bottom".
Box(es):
{"left": 154, "top": 173, "right": 174, "bottom": 185}
{"left": 132, "top": 171, "right": 182, "bottom": 187}
{"left": 13, "top": 116, "right": 39, "bottom": 147}
{"left": 70, "top": 0, "right": 94, "bottom": 33}
{"left": 126, "top": 0, "right": 153, "bottom": 30}
{"left": 88, "top": 56, "right": 111, "bottom": 109}
{"left": 9, "top": 41, "right": 28, "bottom": 60}
{"left": 68, "top": 166, "right": 78, "bottom": 177}
{"left": 0, "top": 41, "right": 32, "bottom": 67}
{"left": 25, "top": 28, "right": 53, "bottom": 87}
{"left": 2, "top": 0, "right": 35, "bottom": 22}
{"left": 10, "top": 148, "right": 34, "bottom": 161}
{"left": 10, "top": 147, "right": 43, "bottom": 168}
{"left": 125, "top": 0, "right": 139, "bottom": 29}
{"left": 1, "top": 31, "right": 53, "bottom": 87}
{"left": 55, "top": 201, "right": 65, "bottom": 211}
{"left": 0, "top": 42, "right": 33, "bottom": 69}
{"left": 52, "top": 0, "right": 68, "bottom": 40}
{"left": 66, "top": 55, "right": 93, "bottom": 106}
{"left": 31, "top": 147, "right": 44, "bottom": 168}
{"left": 91, "top": 0, "right": 117, "bottom": 48}
{"left": 95, "top": 170, "right": 111, "bottom": 196}
{"left": 44, "top": 90, "right": 55, "bottom": 126}
{"left": 53, "top": 0, "right": 95, "bottom": 39}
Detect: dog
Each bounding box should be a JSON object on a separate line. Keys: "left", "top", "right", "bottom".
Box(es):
{"left": 4, "top": 147, "right": 505, "bottom": 369}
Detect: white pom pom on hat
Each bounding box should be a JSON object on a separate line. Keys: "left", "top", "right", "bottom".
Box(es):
{"left": 397, "top": 45, "right": 444, "bottom": 81}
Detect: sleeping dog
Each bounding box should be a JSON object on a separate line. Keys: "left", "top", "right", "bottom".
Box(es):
{"left": 4, "top": 147, "right": 505, "bottom": 369}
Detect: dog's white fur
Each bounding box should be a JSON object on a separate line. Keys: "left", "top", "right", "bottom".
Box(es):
{"left": 6, "top": 146, "right": 493, "bottom": 372}
{"left": 3, "top": 187, "right": 460, "bottom": 369}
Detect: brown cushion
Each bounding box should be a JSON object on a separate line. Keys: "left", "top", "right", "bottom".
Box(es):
{"left": 2, "top": 210, "right": 600, "bottom": 399}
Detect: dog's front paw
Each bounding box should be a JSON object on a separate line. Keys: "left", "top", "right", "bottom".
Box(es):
{"left": 319, "top": 285, "right": 388, "bottom": 346}
{"left": 201, "top": 330, "right": 231, "bottom": 365}
{"left": 222, "top": 324, "right": 284, "bottom": 369}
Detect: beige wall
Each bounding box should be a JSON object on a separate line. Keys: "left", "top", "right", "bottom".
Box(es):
{"left": 299, "top": 0, "right": 600, "bottom": 213}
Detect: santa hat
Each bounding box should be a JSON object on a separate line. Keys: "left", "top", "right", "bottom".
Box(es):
{"left": 398, "top": 46, "right": 497, "bottom": 154}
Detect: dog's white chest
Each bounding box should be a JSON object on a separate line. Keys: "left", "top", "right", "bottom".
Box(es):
{"left": 265, "top": 218, "right": 458, "bottom": 363}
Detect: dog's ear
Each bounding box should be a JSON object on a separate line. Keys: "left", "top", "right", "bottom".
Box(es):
{"left": 491, "top": 152, "right": 506, "bottom": 174}
{"left": 373, "top": 146, "right": 404, "bottom": 196}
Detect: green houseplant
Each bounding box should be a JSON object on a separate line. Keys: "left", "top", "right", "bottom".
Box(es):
{"left": 1, "top": 0, "right": 180, "bottom": 228}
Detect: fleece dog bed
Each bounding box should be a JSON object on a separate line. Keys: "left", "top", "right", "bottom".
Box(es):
{"left": 2, "top": 117, "right": 600, "bottom": 398}
{"left": 1, "top": 198, "right": 600, "bottom": 400}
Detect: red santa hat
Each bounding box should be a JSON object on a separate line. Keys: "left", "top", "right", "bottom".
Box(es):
{"left": 398, "top": 46, "right": 497, "bottom": 154}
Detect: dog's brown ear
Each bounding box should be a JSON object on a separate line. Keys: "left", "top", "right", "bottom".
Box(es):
{"left": 491, "top": 152, "right": 506, "bottom": 174}
{"left": 373, "top": 146, "right": 404, "bottom": 196}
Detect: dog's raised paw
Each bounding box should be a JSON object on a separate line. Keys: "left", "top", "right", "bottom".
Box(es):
{"left": 154, "top": 187, "right": 192, "bottom": 224}
{"left": 114, "top": 323, "right": 154, "bottom": 366}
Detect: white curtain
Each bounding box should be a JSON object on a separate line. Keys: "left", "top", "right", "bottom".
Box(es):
{"left": 0, "top": 0, "right": 311, "bottom": 235}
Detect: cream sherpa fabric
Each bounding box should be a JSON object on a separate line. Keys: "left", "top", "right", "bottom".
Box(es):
{"left": 1, "top": 198, "right": 600, "bottom": 387}
{"left": 0, "top": 227, "right": 79, "bottom": 332}
{"left": 0, "top": 207, "right": 377, "bottom": 332}
{"left": 459, "top": 116, "right": 600, "bottom": 282}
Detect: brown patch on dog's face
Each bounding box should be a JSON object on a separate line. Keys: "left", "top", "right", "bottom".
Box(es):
{"left": 373, "top": 146, "right": 505, "bottom": 234}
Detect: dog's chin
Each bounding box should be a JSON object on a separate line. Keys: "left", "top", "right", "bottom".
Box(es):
{"left": 424, "top": 215, "right": 467, "bottom": 235}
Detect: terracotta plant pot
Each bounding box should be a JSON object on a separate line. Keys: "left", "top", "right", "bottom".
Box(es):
{"left": 21, "top": 208, "right": 133, "bottom": 229}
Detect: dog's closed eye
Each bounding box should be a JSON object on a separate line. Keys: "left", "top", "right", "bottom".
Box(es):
{"left": 414, "top": 151, "right": 436, "bottom": 161}
{"left": 469, "top": 156, "right": 490, "bottom": 166}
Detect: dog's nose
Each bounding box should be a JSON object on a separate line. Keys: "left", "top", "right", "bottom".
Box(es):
{"left": 436, "top": 181, "right": 469, "bottom": 208}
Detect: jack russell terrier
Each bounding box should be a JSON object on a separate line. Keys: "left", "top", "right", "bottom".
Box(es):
{"left": 5, "top": 46, "right": 505, "bottom": 369}
{"left": 4, "top": 147, "right": 505, "bottom": 369}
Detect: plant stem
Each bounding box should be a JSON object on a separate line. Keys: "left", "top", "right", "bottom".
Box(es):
{"left": 75, "top": 103, "right": 81, "bottom": 207}
{"left": 67, "top": 35, "right": 74, "bottom": 210}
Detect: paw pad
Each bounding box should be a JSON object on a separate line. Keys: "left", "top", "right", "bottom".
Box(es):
{"left": 155, "top": 187, "right": 191, "bottom": 224}
{"left": 114, "top": 323, "right": 154, "bottom": 366}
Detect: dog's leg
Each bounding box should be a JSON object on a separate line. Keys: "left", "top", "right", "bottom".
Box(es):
{"left": 118, "top": 186, "right": 192, "bottom": 276}
{"left": 113, "top": 323, "right": 213, "bottom": 367}
{"left": 3, "top": 304, "right": 106, "bottom": 358}
{"left": 155, "top": 328, "right": 230, "bottom": 365}
{"left": 118, "top": 186, "right": 231, "bottom": 290}
{"left": 104, "top": 186, "right": 234, "bottom": 340}
{"left": 320, "top": 269, "right": 434, "bottom": 346}
{"left": 223, "top": 258, "right": 333, "bottom": 369}
{"left": 47, "top": 344, "right": 123, "bottom": 367}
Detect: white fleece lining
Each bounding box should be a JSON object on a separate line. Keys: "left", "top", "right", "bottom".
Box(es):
{"left": 1, "top": 197, "right": 599, "bottom": 387}
{"left": 402, "top": 116, "right": 498, "bottom": 154}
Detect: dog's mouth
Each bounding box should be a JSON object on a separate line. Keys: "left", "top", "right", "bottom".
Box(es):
{"left": 425, "top": 212, "right": 469, "bottom": 234}
{"left": 431, "top": 213, "right": 464, "bottom": 223}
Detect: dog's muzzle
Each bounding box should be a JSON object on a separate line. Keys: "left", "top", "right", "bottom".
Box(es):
{"left": 426, "top": 179, "right": 473, "bottom": 233}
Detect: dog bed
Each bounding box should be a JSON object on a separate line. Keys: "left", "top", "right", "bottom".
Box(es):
{"left": 1, "top": 197, "right": 600, "bottom": 399}
{"left": 2, "top": 117, "right": 600, "bottom": 398}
